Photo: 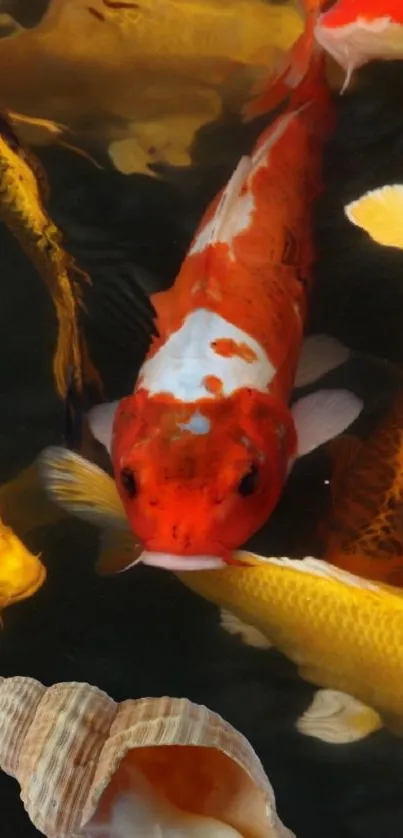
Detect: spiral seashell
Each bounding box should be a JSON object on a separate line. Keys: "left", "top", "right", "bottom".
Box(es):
{"left": 0, "top": 676, "right": 294, "bottom": 838}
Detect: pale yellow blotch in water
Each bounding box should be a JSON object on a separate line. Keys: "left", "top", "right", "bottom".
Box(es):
{"left": 345, "top": 184, "right": 403, "bottom": 249}
{"left": 296, "top": 689, "right": 383, "bottom": 745}
{"left": 0, "top": 518, "right": 46, "bottom": 613}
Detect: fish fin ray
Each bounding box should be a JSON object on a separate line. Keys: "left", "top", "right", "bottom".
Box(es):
{"left": 243, "top": 0, "right": 329, "bottom": 119}
{"left": 37, "top": 446, "right": 125, "bottom": 526}
{"left": 235, "top": 553, "right": 381, "bottom": 590}
{"left": 295, "top": 334, "right": 350, "bottom": 388}
{"left": 220, "top": 609, "right": 272, "bottom": 648}
{"left": 87, "top": 401, "right": 120, "bottom": 454}
{"left": 292, "top": 388, "right": 363, "bottom": 457}
{"left": 80, "top": 262, "right": 158, "bottom": 360}
{"left": 296, "top": 688, "right": 383, "bottom": 743}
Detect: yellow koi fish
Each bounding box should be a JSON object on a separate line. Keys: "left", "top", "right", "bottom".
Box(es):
{"left": 178, "top": 554, "right": 403, "bottom": 737}
{"left": 0, "top": 110, "right": 102, "bottom": 434}
{"left": 38, "top": 446, "right": 403, "bottom": 739}
{"left": 0, "top": 517, "right": 46, "bottom": 617}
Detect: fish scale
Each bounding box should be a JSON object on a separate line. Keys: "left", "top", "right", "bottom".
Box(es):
{"left": 178, "top": 559, "right": 403, "bottom": 724}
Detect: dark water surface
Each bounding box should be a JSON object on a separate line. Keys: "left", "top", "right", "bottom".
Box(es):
{"left": 2, "top": 4, "right": 403, "bottom": 836}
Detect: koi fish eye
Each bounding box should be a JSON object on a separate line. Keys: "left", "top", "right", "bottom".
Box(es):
{"left": 120, "top": 467, "right": 137, "bottom": 498}
{"left": 237, "top": 463, "right": 259, "bottom": 497}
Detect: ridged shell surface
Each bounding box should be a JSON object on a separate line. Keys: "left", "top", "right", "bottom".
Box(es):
{"left": 0, "top": 676, "right": 293, "bottom": 838}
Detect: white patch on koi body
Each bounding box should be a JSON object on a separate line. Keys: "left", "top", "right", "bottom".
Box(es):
{"left": 250, "top": 109, "right": 300, "bottom": 171}
{"left": 189, "top": 191, "right": 255, "bottom": 260}
{"left": 189, "top": 110, "right": 298, "bottom": 261}
{"left": 177, "top": 411, "right": 211, "bottom": 435}
{"left": 137, "top": 308, "right": 275, "bottom": 401}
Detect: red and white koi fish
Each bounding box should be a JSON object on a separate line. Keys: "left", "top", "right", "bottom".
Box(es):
{"left": 39, "top": 30, "right": 362, "bottom": 573}
{"left": 315, "top": 0, "right": 403, "bottom": 90}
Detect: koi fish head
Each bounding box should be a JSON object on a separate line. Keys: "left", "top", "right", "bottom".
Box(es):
{"left": 111, "top": 390, "right": 297, "bottom": 570}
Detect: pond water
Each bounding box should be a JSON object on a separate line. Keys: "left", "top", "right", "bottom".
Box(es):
{"left": 1, "top": 2, "right": 403, "bottom": 837}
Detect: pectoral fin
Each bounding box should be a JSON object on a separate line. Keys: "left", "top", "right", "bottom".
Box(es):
{"left": 296, "top": 688, "right": 383, "bottom": 744}
{"left": 292, "top": 389, "right": 363, "bottom": 457}
{"left": 38, "top": 446, "right": 143, "bottom": 576}
{"left": 37, "top": 446, "right": 125, "bottom": 527}
{"left": 295, "top": 334, "right": 350, "bottom": 389}
{"left": 87, "top": 401, "right": 120, "bottom": 454}
{"left": 220, "top": 608, "right": 272, "bottom": 649}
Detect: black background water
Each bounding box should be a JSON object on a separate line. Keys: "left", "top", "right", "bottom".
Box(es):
{"left": 2, "top": 3, "right": 403, "bottom": 837}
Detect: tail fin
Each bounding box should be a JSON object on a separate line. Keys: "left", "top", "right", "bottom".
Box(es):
{"left": 243, "top": 0, "right": 328, "bottom": 120}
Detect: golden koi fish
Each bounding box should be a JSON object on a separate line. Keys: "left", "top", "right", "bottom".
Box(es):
{"left": 0, "top": 516, "right": 46, "bottom": 617}
{"left": 38, "top": 445, "right": 403, "bottom": 738}
{"left": 0, "top": 111, "right": 101, "bottom": 420}
{"left": 178, "top": 554, "right": 403, "bottom": 736}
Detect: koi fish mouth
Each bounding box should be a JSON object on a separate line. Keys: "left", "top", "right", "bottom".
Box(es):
{"left": 140, "top": 551, "right": 226, "bottom": 571}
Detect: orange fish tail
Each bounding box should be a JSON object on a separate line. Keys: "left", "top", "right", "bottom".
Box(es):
{"left": 243, "top": 0, "right": 328, "bottom": 120}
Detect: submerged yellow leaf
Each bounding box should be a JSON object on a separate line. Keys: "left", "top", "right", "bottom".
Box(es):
{"left": 0, "top": 0, "right": 303, "bottom": 174}
{"left": 345, "top": 184, "right": 403, "bottom": 249}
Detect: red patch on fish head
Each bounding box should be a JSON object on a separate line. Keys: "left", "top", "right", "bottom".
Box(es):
{"left": 112, "top": 390, "right": 297, "bottom": 560}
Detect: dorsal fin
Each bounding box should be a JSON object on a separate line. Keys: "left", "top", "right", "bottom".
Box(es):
{"left": 237, "top": 553, "right": 381, "bottom": 591}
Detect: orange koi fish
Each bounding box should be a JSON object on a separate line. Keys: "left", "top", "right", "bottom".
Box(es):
{"left": 40, "top": 42, "right": 361, "bottom": 572}
{"left": 315, "top": 0, "right": 403, "bottom": 89}
{"left": 321, "top": 389, "right": 403, "bottom": 586}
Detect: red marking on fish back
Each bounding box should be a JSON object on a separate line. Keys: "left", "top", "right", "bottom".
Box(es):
{"left": 211, "top": 338, "right": 258, "bottom": 362}
{"left": 203, "top": 375, "right": 224, "bottom": 396}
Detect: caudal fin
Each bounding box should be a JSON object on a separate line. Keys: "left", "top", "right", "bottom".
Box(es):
{"left": 243, "top": 0, "right": 329, "bottom": 120}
